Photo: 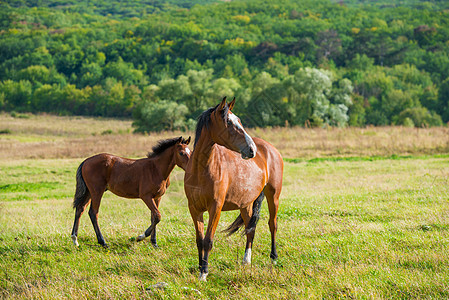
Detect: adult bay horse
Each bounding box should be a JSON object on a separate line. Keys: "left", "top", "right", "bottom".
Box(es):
{"left": 71, "top": 136, "right": 191, "bottom": 248}
{"left": 184, "top": 97, "right": 283, "bottom": 281}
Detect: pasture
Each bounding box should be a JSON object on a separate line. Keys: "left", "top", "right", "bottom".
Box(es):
{"left": 1, "top": 113, "right": 449, "bottom": 299}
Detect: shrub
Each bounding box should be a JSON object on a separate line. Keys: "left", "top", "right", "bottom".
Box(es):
{"left": 132, "top": 100, "right": 189, "bottom": 133}
{"left": 394, "top": 107, "right": 443, "bottom": 127}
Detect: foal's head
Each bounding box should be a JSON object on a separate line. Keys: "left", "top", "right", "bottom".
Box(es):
{"left": 174, "top": 136, "right": 191, "bottom": 170}
{"left": 148, "top": 136, "right": 191, "bottom": 170}
{"left": 206, "top": 97, "right": 257, "bottom": 159}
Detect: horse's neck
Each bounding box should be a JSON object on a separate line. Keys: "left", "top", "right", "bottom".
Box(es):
{"left": 192, "top": 130, "right": 216, "bottom": 170}
{"left": 153, "top": 149, "right": 176, "bottom": 180}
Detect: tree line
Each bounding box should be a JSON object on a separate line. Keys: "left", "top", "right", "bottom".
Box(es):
{"left": 1, "top": 0, "right": 449, "bottom": 131}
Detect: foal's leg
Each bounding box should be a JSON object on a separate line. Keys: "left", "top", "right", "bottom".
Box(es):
{"left": 137, "top": 195, "right": 161, "bottom": 242}
{"left": 88, "top": 190, "right": 108, "bottom": 247}
{"left": 150, "top": 197, "right": 162, "bottom": 247}
{"left": 199, "top": 203, "right": 223, "bottom": 281}
{"left": 239, "top": 206, "right": 255, "bottom": 265}
{"left": 264, "top": 186, "right": 280, "bottom": 263}
{"left": 71, "top": 199, "right": 91, "bottom": 246}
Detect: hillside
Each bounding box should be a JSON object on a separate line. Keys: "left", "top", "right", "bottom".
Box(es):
{"left": 1, "top": 0, "right": 449, "bottom": 130}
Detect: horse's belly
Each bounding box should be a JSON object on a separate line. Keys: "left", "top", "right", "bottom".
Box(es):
{"left": 108, "top": 185, "right": 139, "bottom": 199}
{"left": 222, "top": 186, "right": 264, "bottom": 211}
{"left": 221, "top": 165, "right": 266, "bottom": 210}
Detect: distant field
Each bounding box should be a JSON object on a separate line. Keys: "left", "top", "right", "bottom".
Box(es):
{"left": 1, "top": 113, "right": 449, "bottom": 159}
{"left": 1, "top": 113, "right": 449, "bottom": 298}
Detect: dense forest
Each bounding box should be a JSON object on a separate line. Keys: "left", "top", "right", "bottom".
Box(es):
{"left": 1, "top": 0, "right": 449, "bottom": 131}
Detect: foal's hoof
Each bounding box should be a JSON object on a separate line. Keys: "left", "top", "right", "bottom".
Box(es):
{"left": 136, "top": 234, "right": 145, "bottom": 242}
{"left": 198, "top": 272, "right": 208, "bottom": 282}
{"left": 101, "top": 243, "right": 109, "bottom": 249}
{"left": 271, "top": 259, "right": 277, "bottom": 265}
{"left": 151, "top": 243, "right": 159, "bottom": 249}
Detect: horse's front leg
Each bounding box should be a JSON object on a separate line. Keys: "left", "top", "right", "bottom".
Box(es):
{"left": 199, "top": 203, "right": 223, "bottom": 281}
{"left": 189, "top": 207, "right": 205, "bottom": 271}
{"left": 137, "top": 195, "right": 161, "bottom": 243}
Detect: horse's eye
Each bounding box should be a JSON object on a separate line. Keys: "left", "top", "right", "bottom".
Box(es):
{"left": 179, "top": 152, "right": 185, "bottom": 156}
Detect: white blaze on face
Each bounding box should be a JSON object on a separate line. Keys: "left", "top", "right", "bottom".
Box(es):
{"left": 185, "top": 147, "right": 191, "bottom": 156}
{"left": 228, "top": 112, "right": 255, "bottom": 150}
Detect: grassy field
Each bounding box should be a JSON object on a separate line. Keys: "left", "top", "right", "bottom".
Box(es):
{"left": 1, "top": 114, "right": 449, "bottom": 299}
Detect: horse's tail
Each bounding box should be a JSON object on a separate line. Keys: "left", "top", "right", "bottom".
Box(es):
{"left": 224, "top": 191, "right": 264, "bottom": 236}
{"left": 73, "top": 161, "right": 89, "bottom": 209}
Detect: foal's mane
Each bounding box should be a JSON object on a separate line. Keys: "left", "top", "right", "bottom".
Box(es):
{"left": 194, "top": 103, "right": 229, "bottom": 147}
{"left": 147, "top": 137, "right": 181, "bottom": 158}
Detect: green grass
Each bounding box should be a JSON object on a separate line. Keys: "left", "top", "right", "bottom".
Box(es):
{"left": 1, "top": 157, "right": 449, "bottom": 299}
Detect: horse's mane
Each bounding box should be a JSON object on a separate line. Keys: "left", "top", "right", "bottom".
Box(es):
{"left": 147, "top": 137, "right": 181, "bottom": 158}
{"left": 194, "top": 103, "right": 229, "bottom": 147}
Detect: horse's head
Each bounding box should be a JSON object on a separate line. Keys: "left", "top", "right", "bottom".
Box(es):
{"left": 174, "top": 136, "right": 191, "bottom": 170}
{"left": 210, "top": 97, "right": 257, "bottom": 159}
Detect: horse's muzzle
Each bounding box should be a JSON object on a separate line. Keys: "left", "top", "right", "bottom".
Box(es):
{"left": 241, "top": 144, "right": 257, "bottom": 159}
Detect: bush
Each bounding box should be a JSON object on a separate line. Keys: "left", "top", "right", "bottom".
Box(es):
{"left": 394, "top": 107, "right": 443, "bottom": 127}
{"left": 132, "top": 100, "right": 189, "bottom": 133}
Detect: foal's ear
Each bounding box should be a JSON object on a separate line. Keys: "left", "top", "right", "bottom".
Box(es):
{"left": 185, "top": 136, "right": 191, "bottom": 145}
{"left": 229, "top": 97, "right": 236, "bottom": 111}
{"left": 177, "top": 136, "right": 183, "bottom": 144}
{"left": 218, "top": 96, "right": 227, "bottom": 111}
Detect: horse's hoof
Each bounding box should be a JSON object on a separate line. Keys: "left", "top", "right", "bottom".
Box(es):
{"left": 151, "top": 243, "right": 159, "bottom": 249}
{"left": 271, "top": 259, "right": 277, "bottom": 265}
{"left": 102, "top": 244, "right": 109, "bottom": 249}
{"left": 198, "top": 272, "right": 208, "bottom": 282}
{"left": 71, "top": 235, "right": 79, "bottom": 247}
{"left": 136, "top": 234, "right": 145, "bottom": 242}
{"left": 242, "top": 248, "right": 252, "bottom": 265}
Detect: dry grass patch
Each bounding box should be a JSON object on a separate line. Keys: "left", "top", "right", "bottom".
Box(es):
{"left": 2, "top": 113, "right": 449, "bottom": 159}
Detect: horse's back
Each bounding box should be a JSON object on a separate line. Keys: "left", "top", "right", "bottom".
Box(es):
{"left": 82, "top": 153, "right": 143, "bottom": 196}
{"left": 82, "top": 153, "right": 114, "bottom": 176}
{"left": 253, "top": 138, "right": 283, "bottom": 173}
{"left": 253, "top": 137, "right": 283, "bottom": 192}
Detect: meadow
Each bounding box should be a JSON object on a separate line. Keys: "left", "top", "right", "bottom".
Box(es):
{"left": 1, "top": 113, "right": 449, "bottom": 299}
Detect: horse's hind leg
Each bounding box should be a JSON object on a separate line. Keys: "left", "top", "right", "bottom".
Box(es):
{"left": 88, "top": 190, "right": 108, "bottom": 247}
{"left": 137, "top": 196, "right": 161, "bottom": 243}
{"left": 239, "top": 206, "right": 254, "bottom": 265}
{"left": 240, "top": 191, "right": 264, "bottom": 264}
{"left": 71, "top": 199, "right": 91, "bottom": 246}
{"left": 264, "top": 185, "right": 280, "bottom": 263}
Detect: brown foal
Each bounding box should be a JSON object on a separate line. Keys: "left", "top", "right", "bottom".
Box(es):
{"left": 184, "top": 98, "right": 283, "bottom": 281}
{"left": 71, "top": 136, "right": 191, "bottom": 248}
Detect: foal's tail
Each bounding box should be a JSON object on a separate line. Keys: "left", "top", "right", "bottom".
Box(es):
{"left": 73, "top": 161, "right": 89, "bottom": 209}
{"left": 224, "top": 191, "right": 264, "bottom": 236}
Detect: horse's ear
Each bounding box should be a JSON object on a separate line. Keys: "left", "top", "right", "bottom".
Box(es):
{"left": 185, "top": 136, "right": 191, "bottom": 145}
{"left": 218, "top": 96, "right": 227, "bottom": 111}
{"left": 177, "top": 136, "right": 183, "bottom": 144}
{"left": 229, "top": 97, "right": 235, "bottom": 111}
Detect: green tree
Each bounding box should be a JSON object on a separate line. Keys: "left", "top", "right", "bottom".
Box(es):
{"left": 394, "top": 107, "right": 443, "bottom": 127}
{"left": 438, "top": 77, "right": 449, "bottom": 123}
{"left": 0, "top": 80, "right": 32, "bottom": 111}
{"left": 132, "top": 100, "right": 189, "bottom": 132}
